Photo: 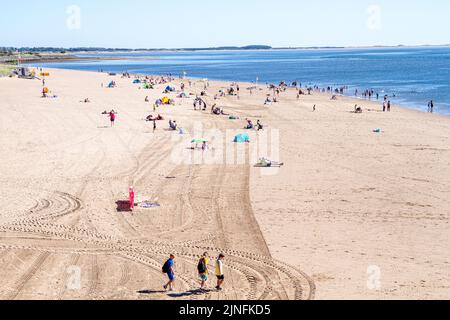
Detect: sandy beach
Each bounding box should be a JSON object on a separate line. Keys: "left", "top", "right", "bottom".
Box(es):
{"left": 0, "top": 68, "right": 448, "bottom": 300}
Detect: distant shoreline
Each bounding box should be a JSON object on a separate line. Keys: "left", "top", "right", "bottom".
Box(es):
{"left": 0, "top": 54, "right": 160, "bottom": 64}
{"left": 2, "top": 44, "right": 450, "bottom": 56}
{"left": 2, "top": 44, "right": 450, "bottom": 65}
{"left": 75, "top": 44, "right": 450, "bottom": 54}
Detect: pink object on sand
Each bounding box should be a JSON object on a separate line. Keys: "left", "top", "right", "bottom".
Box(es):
{"left": 129, "top": 187, "right": 135, "bottom": 210}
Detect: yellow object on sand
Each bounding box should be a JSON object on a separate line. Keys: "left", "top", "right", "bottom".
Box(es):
{"left": 162, "top": 97, "right": 170, "bottom": 104}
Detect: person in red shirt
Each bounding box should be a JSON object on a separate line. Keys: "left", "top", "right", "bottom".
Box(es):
{"left": 109, "top": 110, "right": 117, "bottom": 127}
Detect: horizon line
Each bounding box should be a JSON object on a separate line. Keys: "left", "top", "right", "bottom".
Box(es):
{"left": 2, "top": 43, "right": 450, "bottom": 52}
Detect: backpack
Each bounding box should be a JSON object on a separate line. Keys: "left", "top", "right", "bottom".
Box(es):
{"left": 197, "top": 258, "right": 206, "bottom": 274}
{"left": 162, "top": 260, "right": 170, "bottom": 274}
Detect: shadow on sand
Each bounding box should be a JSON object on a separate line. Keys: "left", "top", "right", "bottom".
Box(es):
{"left": 167, "top": 289, "right": 212, "bottom": 298}
{"left": 137, "top": 289, "right": 212, "bottom": 297}
{"left": 137, "top": 290, "right": 167, "bottom": 295}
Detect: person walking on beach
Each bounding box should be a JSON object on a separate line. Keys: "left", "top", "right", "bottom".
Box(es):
{"left": 383, "top": 101, "right": 387, "bottom": 112}
{"left": 428, "top": 100, "right": 434, "bottom": 113}
{"left": 109, "top": 110, "right": 117, "bottom": 127}
{"left": 163, "top": 254, "right": 176, "bottom": 291}
{"left": 197, "top": 252, "right": 210, "bottom": 291}
{"left": 215, "top": 254, "right": 225, "bottom": 291}
{"left": 202, "top": 141, "right": 208, "bottom": 152}
{"left": 387, "top": 101, "right": 391, "bottom": 112}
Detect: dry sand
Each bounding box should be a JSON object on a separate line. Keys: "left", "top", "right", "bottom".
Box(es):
{"left": 0, "top": 68, "right": 448, "bottom": 300}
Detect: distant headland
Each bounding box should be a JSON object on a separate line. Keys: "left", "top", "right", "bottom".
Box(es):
{"left": 1, "top": 44, "right": 449, "bottom": 65}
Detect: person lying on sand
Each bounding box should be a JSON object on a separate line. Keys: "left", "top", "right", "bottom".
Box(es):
{"left": 256, "top": 157, "right": 284, "bottom": 168}
{"left": 146, "top": 114, "right": 164, "bottom": 121}
{"left": 354, "top": 105, "right": 363, "bottom": 113}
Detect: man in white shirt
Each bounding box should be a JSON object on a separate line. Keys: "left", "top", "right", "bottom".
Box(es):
{"left": 215, "top": 254, "right": 225, "bottom": 291}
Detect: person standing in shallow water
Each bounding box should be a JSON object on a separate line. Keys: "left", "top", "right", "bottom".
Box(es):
{"left": 428, "top": 100, "right": 434, "bottom": 113}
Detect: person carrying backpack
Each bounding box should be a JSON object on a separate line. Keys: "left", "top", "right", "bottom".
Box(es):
{"left": 162, "top": 254, "right": 175, "bottom": 291}
{"left": 197, "top": 252, "right": 209, "bottom": 291}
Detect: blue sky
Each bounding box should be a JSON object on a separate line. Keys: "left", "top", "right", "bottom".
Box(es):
{"left": 1, "top": 0, "right": 450, "bottom": 48}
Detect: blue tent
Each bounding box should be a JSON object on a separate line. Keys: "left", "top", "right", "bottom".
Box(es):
{"left": 234, "top": 133, "right": 250, "bottom": 143}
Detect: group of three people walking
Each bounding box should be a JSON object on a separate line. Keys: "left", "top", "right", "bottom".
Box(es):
{"left": 163, "top": 253, "right": 225, "bottom": 292}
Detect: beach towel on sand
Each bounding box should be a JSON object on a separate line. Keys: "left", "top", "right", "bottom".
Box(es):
{"left": 140, "top": 202, "right": 161, "bottom": 208}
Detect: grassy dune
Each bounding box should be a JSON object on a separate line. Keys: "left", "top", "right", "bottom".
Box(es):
{"left": 0, "top": 64, "right": 14, "bottom": 77}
